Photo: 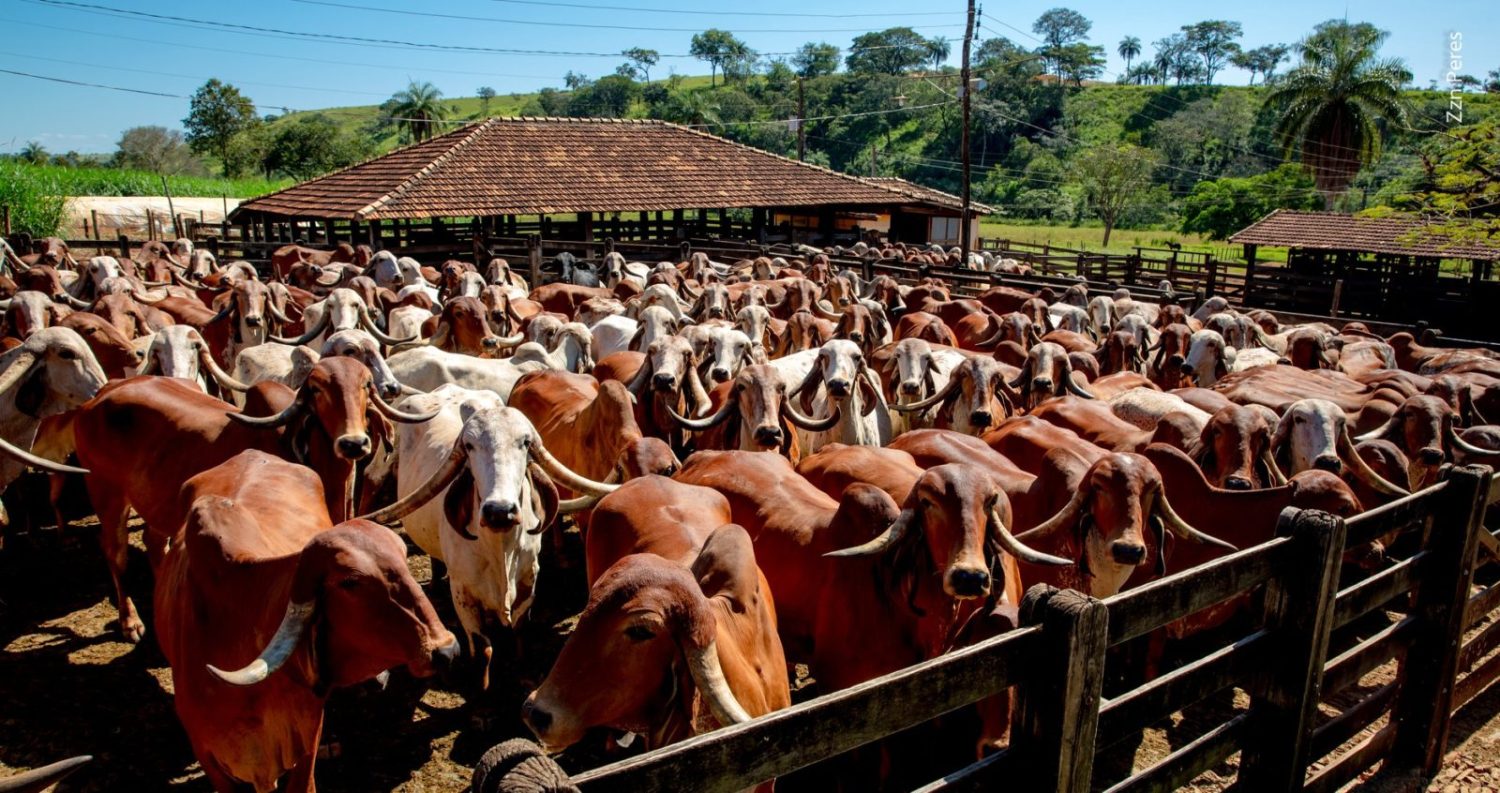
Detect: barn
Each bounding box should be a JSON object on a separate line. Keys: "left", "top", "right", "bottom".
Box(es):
{"left": 228, "top": 116, "right": 991, "bottom": 254}
{"left": 1230, "top": 209, "right": 1500, "bottom": 336}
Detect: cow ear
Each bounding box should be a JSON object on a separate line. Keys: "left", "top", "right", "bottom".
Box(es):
{"left": 691, "top": 524, "right": 759, "bottom": 611}
{"left": 16, "top": 363, "right": 46, "bottom": 418}
{"left": 1151, "top": 515, "right": 1169, "bottom": 577}
{"left": 857, "top": 370, "right": 879, "bottom": 417}
{"left": 527, "top": 463, "right": 559, "bottom": 535}
{"left": 443, "top": 467, "right": 475, "bottom": 534}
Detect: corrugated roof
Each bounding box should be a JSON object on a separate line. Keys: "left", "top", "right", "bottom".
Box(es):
{"left": 1229, "top": 209, "right": 1500, "bottom": 261}
{"left": 233, "top": 117, "right": 983, "bottom": 221}
{"left": 863, "top": 176, "right": 995, "bottom": 214}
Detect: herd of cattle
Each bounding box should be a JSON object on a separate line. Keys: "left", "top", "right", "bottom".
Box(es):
{"left": 2, "top": 233, "right": 1500, "bottom": 792}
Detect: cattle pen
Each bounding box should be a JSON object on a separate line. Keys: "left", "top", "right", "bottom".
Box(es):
{"left": 536, "top": 464, "right": 1500, "bottom": 793}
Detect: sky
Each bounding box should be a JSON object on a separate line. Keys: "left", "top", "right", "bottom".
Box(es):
{"left": 1, "top": 0, "right": 1495, "bottom": 154}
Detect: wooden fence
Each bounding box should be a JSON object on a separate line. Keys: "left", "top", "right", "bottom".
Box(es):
{"left": 564, "top": 465, "right": 1500, "bottom": 792}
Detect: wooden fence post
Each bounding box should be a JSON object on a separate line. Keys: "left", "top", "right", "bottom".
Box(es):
{"left": 527, "top": 234, "right": 543, "bottom": 288}
{"left": 1239, "top": 507, "right": 1347, "bottom": 790}
{"left": 117, "top": 234, "right": 130, "bottom": 260}
{"left": 1205, "top": 256, "right": 1219, "bottom": 297}
{"left": 1390, "top": 464, "right": 1491, "bottom": 777}
{"left": 1012, "top": 584, "right": 1109, "bottom": 793}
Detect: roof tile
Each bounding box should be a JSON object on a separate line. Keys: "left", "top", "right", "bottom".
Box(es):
{"left": 1229, "top": 209, "right": 1499, "bottom": 261}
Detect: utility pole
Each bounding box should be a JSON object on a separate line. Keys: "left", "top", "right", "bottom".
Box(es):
{"left": 959, "top": 0, "right": 976, "bottom": 263}
{"left": 796, "top": 77, "right": 807, "bottom": 161}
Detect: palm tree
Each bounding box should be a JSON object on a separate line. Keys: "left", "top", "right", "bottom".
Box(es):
{"left": 1118, "top": 36, "right": 1142, "bottom": 73}
{"left": 927, "top": 36, "right": 951, "bottom": 71}
{"left": 389, "top": 81, "right": 449, "bottom": 143}
{"left": 1266, "top": 21, "right": 1411, "bottom": 206}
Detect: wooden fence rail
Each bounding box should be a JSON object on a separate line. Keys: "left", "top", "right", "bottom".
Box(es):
{"left": 564, "top": 465, "right": 1500, "bottom": 792}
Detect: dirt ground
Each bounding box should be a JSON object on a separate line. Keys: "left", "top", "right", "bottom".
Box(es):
{"left": 2, "top": 503, "right": 1498, "bottom": 792}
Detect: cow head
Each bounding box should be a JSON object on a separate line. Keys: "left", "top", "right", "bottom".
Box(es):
{"left": 209, "top": 517, "right": 458, "bottom": 689}
{"left": 669, "top": 364, "right": 837, "bottom": 455}
{"left": 831, "top": 303, "right": 884, "bottom": 356}
{"left": 1271, "top": 399, "right": 1409, "bottom": 496}
{"left": 1285, "top": 328, "right": 1337, "bottom": 370}
{"left": 1009, "top": 342, "right": 1093, "bottom": 410}
{"left": 884, "top": 338, "right": 940, "bottom": 405}
{"left": 60, "top": 312, "right": 143, "bottom": 379}
{"left": 321, "top": 329, "right": 403, "bottom": 399}
{"left": 1357, "top": 394, "right": 1490, "bottom": 487}
{"left": 1017, "top": 453, "right": 1234, "bottom": 597}
{"left": 1, "top": 290, "right": 69, "bottom": 339}
{"left": 689, "top": 282, "right": 731, "bottom": 321}
{"left": 1190, "top": 405, "right": 1284, "bottom": 490}
{"left": 734, "top": 304, "right": 775, "bottom": 356}
{"left": 827, "top": 467, "right": 1068, "bottom": 600}
{"left": 1096, "top": 330, "right": 1146, "bottom": 376}
{"left": 428, "top": 297, "right": 516, "bottom": 357}
{"left": 706, "top": 328, "right": 760, "bottom": 384}
{"left": 275, "top": 287, "right": 413, "bottom": 348}
{"left": 893, "top": 355, "right": 1016, "bottom": 435}
{"left": 522, "top": 524, "right": 758, "bottom": 751}
{"left": 1181, "top": 329, "right": 1233, "bottom": 387}
{"left": 0, "top": 327, "right": 105, "bottom": 474}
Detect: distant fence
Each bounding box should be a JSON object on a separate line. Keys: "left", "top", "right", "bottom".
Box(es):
{"left": 566, "top": 465, "right": 1500, "bottom": 792}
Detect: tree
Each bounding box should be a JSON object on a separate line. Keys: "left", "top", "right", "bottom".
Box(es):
{"left": 1389, "top": 117, "right": 1499, "bottom": 247}
{"left": 1072, "top": 144, "right": 1156, "bottom": 245}
{"left": 261, "top": 114, "right": 371, "bottom": 180}
{"left": 690, "top": 29, "right": 751, "bottom": 86}
{"left": 927, "top": 36, "right": 951, "bottom": 70}
{"left": 1266, "top": 20, "right": 1411, "bottom": 204}
{"left": 1488, "top": 68, "right": 1499, "bottom": 93}
{"left": 846, "top": 27, "right": 934, "bottom": 75}
{"left": 1452, "top": 74, "right": 1482, "bottom": 91}
{"left": 1118, "top": 36, "right": 1142, "bottom": 72}
{"left": 388, "top": 81, "right": 450, "bottom": 143}
{"left": 622, "top": 47, "right": 659, "bottom": 82}
{"left": 1181, "top": 163, "right": 1323, "bottom": 238}
{"left": 476, "top": 86, "right": 496, "bottom": 116}
{"left": 1232, "top": 44, "right": 1289, "bottom": 85}
{"left": 1153, "top": 34, "right": 1200, "bottom": 85}
{"left": 793, "top": 42, "right": 840, "bottom": 77}
{"left": 568, "top": 74, "right": 639, "bottom": 118}
{"left": 183, "top": 79, "right": 259, "bottom": 175}
{"left": 1056, "top": 43, "right": 1106, "bottom": 85}
{"left": 114, "top": 126, "right": 202, "bottom": 174}
{"left": 1182, "top": 20, "right": 1243, "bottom": 84}
{"left": 18, "top": 141, "right": 48, "bottom": 165}
{"left": 1032, "top": 8, "right": 1092, "bottom": 82}
{"left": 563, "top": 71, "right": 590, "bottom": 90}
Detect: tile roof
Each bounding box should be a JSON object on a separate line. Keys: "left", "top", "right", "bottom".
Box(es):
{"left": 233, "top": 118, "right": 983, "bottom": 221}
{"left": 863, "top": 177, "right": 995, "bottom": 214}
{"left": 1229, "top": 209, "right": 1500, "bottom": 261}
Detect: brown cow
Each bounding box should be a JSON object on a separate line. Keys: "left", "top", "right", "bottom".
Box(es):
{"left": 894, "top": 311, "right": 958, "bottom": 346}
{"left": 423, "top": 296, "right": 518, "bottom": 357}
{"left": 156, "top": 450, "right": 456, "bottom": 792}
{"left": 667, "top": 364, "right": 838, "bottom": 461}
{"left": 509, "top": 370, "right": 679, "bottom": 485}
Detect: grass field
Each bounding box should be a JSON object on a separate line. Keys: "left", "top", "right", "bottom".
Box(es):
{"left": 8, "top": 163, "right": 289, "bottom": 199}
{"left": 978, "top": 220, "right": 1289, "bottom": 263}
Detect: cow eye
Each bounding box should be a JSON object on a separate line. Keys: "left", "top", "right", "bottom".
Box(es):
{"left": 338, "top": 577, "right": 361, "bottom": 590}
{"left": 625, "top": 625, "right": 655, "bottom": 642}
{"left": 58, "top": 348, "right": 78, "bottom": 361}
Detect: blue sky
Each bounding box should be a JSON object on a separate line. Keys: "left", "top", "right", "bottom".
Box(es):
{"left": 1, "top": 0, "right": 1495, "bottom": 154}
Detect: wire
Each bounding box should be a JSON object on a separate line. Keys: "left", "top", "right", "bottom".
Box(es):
{"left": 481, "top": 0, "right": 957, "bottom": 18}
{"left": 0, "top": 67, "right": 184, "bottom": 98}
{"left": 293, "top": 0, "right": 963, "bottom": 34}
{"left": 0, "top": 51, "right": 393, "bottom": 98}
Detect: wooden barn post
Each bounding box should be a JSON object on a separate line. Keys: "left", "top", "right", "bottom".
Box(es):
{"left": 1238, "top": 507, "right": 1346, "bottom": 789}
{"left": 1011, "top": 585, "right": 1108, "bottom": 792}
{"left": 1391, "top": 465, "right": 1490, "bottom": 776}
{"left": 528, "top": 234, "right": 542, "bottom": 287}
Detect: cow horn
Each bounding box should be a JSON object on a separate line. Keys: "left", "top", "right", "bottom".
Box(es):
{"left": 270, "top": 310, "right": 330, "bottom": 345}
{"left": 358, "top": 304, "right": 416, "bottom": 346}
{"left": 362, "top": 443, "right": 467, "bottom": 525}
{"left": 207, "top": 600, "right": 316, "bottom": 686}
{"left": 825, "top": 509, "right": 912, "bottom": 557}
{"left": 684, "top": 354, "right": 712, "bottom": 416}
{"left": 783, "top": 399, "right": 840, "bottom": 432}
{"left": 1154, "top": 487, "right": 1237, "bottom": 551}
{"left": 529, "top": 434, "right": 619, "bottom": 497}
{"left": 129, "top": 287, "right": 165, "bottom": 304}
{"left": 813, "top": 300, "right": 842, "bottom": 321}
{"left": 973, "top": 322, "right": 1008, "bottom": 350}
{"left": 1061, "top": 358, "right": 1095, "bottom": 399}
{"left": 684, "top": 639, "right": 753, "bottom": 727}
{"left": 369, "top": 388, "right": 440, "bottom": 423}
{"left": 556, "top": 494, "right": 602, "bottom": 514}
{"left": 0, "top": 433, "right": 90, "bottom": 475}
{"left": 194, "top": 339, "right": 251, "bottom": 392}
{"left": 1015, "top": 488, "right": 1085, "bottom": 541}
{"left": 890, "top": 372, "right": 958, "bottom": 412}
{"left": 1006, "top": 361, "right": 1032, "bottom": 390}
{"left": 988, "top": 505, "right": 1071, "bottom": 566}
{"left": 1355, "top": 413, "right": 1401, "bottom": 443}
{"left": 1261, "top": 447, "right": 1288, "bottom": 486}
{"left": 225, "top": 398, "right": 302, "bottom": 428}
{"left": 54, "top": 292, "right": 93, "bottom": 310}
{"left": 1339, "top": 427, "right": 1410, "bottom": 496}
{"left": 0, "top": 755, "right": 92, "bottom": 793}
{"left": 666, "top": 400, "right": 735, "bottom": 431}
{"left": 493, "top": 331, "right": 524, "bottom": 348}
{"left": 266, "top": 299, "right": 294, "bottom": 325}
{"left": 1446, "top": 422, "right": 1493, "bottom": 456}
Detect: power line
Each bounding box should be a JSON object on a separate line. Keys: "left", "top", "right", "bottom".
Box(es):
{"left": 481, "top": 0, "right": 956, "bottom": 18}
{"left": 0, "top": 51, "right": 393, "bottom": 98}
{"left": 0, "top": 67, "right": 184, "bottom": 98}
{"left": 293, "top": 0, "right": 963, "bottom": 34}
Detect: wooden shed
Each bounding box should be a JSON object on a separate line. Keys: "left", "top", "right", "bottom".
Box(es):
{"left": 229, "top": 117, "right": 990, "bottom": 252}
{"left": 1229, "top": 209, "right": 1500, "bottom": 337}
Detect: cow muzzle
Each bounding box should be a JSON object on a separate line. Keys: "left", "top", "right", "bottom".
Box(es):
{"left": 710, "top": 366, "right": 730, "bottom": 383}
{"left": 652, "top": 373, "right": 678, "bottom": 393}
{"left": 900, "top": 380, "right": 921, "bottom": 396}
{"left": 481, "top": 499, "right": 521, "bottom": 531}
{"left": 1111, "top": 540, "right": 1147, "bottom": 566}
{"left": 970, "top": 409, "right": 993, "bottom": 429}
{"left": 1313, "top": 454, "right": 1341, "bottom": 473}
{"left": 1420, "top": 446, "right": 1443, "bottom": 465}
{"left": 946, "top": 566, "right": 991, "bottom": 599}
{"left": 336, "top": 433, "right": 373, "bottom": 460}
{"left": 827, "top": 379, "right": 852, "bottom": 398}
{"left": 1223, "top": 475, "right": 1253, "bottom": 491}
{"left": 752, "top": 425, "right": 782, "bottom": 448}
